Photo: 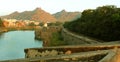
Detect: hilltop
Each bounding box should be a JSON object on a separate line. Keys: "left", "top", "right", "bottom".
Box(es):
{"left": 53, "top": 10, "right": 81, "bottom": 22}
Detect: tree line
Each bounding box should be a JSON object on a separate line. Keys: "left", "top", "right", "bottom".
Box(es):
{"left": 64, "top": 5, "right": 120, "bottom": 41}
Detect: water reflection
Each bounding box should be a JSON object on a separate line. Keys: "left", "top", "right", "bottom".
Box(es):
{"left": 0, "top": 32, "right": 5, "bottom": 39}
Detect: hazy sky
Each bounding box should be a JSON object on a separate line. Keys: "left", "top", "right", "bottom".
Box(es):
{"left": 0, "top": 0, "right": 120, "bottom": 16}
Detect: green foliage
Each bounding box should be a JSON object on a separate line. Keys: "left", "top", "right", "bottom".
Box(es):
{"left": 64, "top": 5, "right": 120, "bottom": 41}
{"left": 48, "top": 22, "right": 63, "bottom": 26}
{"left": 39, "top": 23, "right": 44, "bottom": 26}
{"left": 0, "top": 18, "right": 3, "bottom": 27}
{"left": 29, "top": 22, "right": 35, "bottom": 26}
{"left": 50, "top": 31, "right": 65, "bottom": 46}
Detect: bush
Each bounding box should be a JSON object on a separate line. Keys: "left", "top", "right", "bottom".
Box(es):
{"left": 29, "top": 22, "right": 35, "bottom": 26}
{"left": 64, "top": 5, "right": 120, "bottom": 41}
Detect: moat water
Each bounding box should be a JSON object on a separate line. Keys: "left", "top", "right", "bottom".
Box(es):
{"left": 0, "top": 31, "right": 42, "bottom": 60}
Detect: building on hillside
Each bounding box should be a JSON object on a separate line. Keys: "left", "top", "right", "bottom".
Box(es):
{"left": 34, "top": 22, "right": 40, "bottom": 26}
{"left": 2, "top": 21, "right": 9, "bottom": 27}
{"left": 15, "top": 21, "right": 26, "bottom": 27}
{"left": 44, "top": 23, "right": 48, "bottom": 27}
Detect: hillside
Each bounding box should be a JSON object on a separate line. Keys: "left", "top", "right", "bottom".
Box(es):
{"left": 53, "top": 10, "right": 81, "bottom": 22}
{"left": 1, "top": 8, "right": 57, "bottom": 23}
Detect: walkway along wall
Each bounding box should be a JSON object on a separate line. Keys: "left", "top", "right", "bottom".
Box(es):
{"left": 61, "top": 28, "right": 100, "bottom": 45}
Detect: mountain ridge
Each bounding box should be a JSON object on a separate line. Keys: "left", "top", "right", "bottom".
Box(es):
{"left": 1, "top": 8, "right": 57, "bottom": 23}
{"left": 1, "top": 8, "right": 81, "bottom": 23}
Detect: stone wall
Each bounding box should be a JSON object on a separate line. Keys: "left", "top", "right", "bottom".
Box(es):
{"left": 35, "top": 26, "right": 101, "bottom": 46}
{"left": 23, "top": 44, "right": 120, "bottom": 62}
{"left": 61, "top": 28, "right": 100, "bottom": 45}
{"left": 2, "top": 43, "right": 120, "bottom": 62}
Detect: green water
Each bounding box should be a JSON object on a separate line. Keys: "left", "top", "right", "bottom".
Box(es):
{"left": 0, "top": 31, "right": 42, "bottom": 60}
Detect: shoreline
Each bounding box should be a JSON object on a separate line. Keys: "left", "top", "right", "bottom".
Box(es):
{"left": 0, "top": 26, "right": 40, "bottom": 33}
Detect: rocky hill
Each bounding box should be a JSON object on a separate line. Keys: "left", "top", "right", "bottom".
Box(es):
{"left": 53, "top": 10, "right": 81, "bottom": 22}
{"left": 1, "top": 8, "right": 57, "bottom": 23}
{"left": 1, "top": 8, "right": 81, "bottom": 23}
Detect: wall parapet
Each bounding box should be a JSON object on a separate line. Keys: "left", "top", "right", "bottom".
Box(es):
{"left": 24, "top": 44, "right": 120, "bottom": 62}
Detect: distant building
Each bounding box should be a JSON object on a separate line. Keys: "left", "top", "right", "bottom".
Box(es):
{"left": 44, "top": 23, "right": 48, "bottom": 27}
{"left": 2, "top": 21, "right": 9, "bottom": 27}
{"left": 2, "top": 19, "right": 40, "bottom": 27}
{"left": 34, "top": 22, "right": 40, "bottom": 26}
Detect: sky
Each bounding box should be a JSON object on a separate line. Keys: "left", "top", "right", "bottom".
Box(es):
{"left": 0, "top": 0, "right": 120, "bottom": 16}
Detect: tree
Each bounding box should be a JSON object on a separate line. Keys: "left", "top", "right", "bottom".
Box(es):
{"left": 0, "top": 18, "right": 3, "bottom": 27}
{"left": 39, "top": 22, "right": 44, "bottom": 26}
{"left": 29, "top": 22, "right": 35, "bottom": 26}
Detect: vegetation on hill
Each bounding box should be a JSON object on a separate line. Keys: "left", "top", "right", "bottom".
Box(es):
{"left": 64, "top": 5, "right": 120, "bottom": 41}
